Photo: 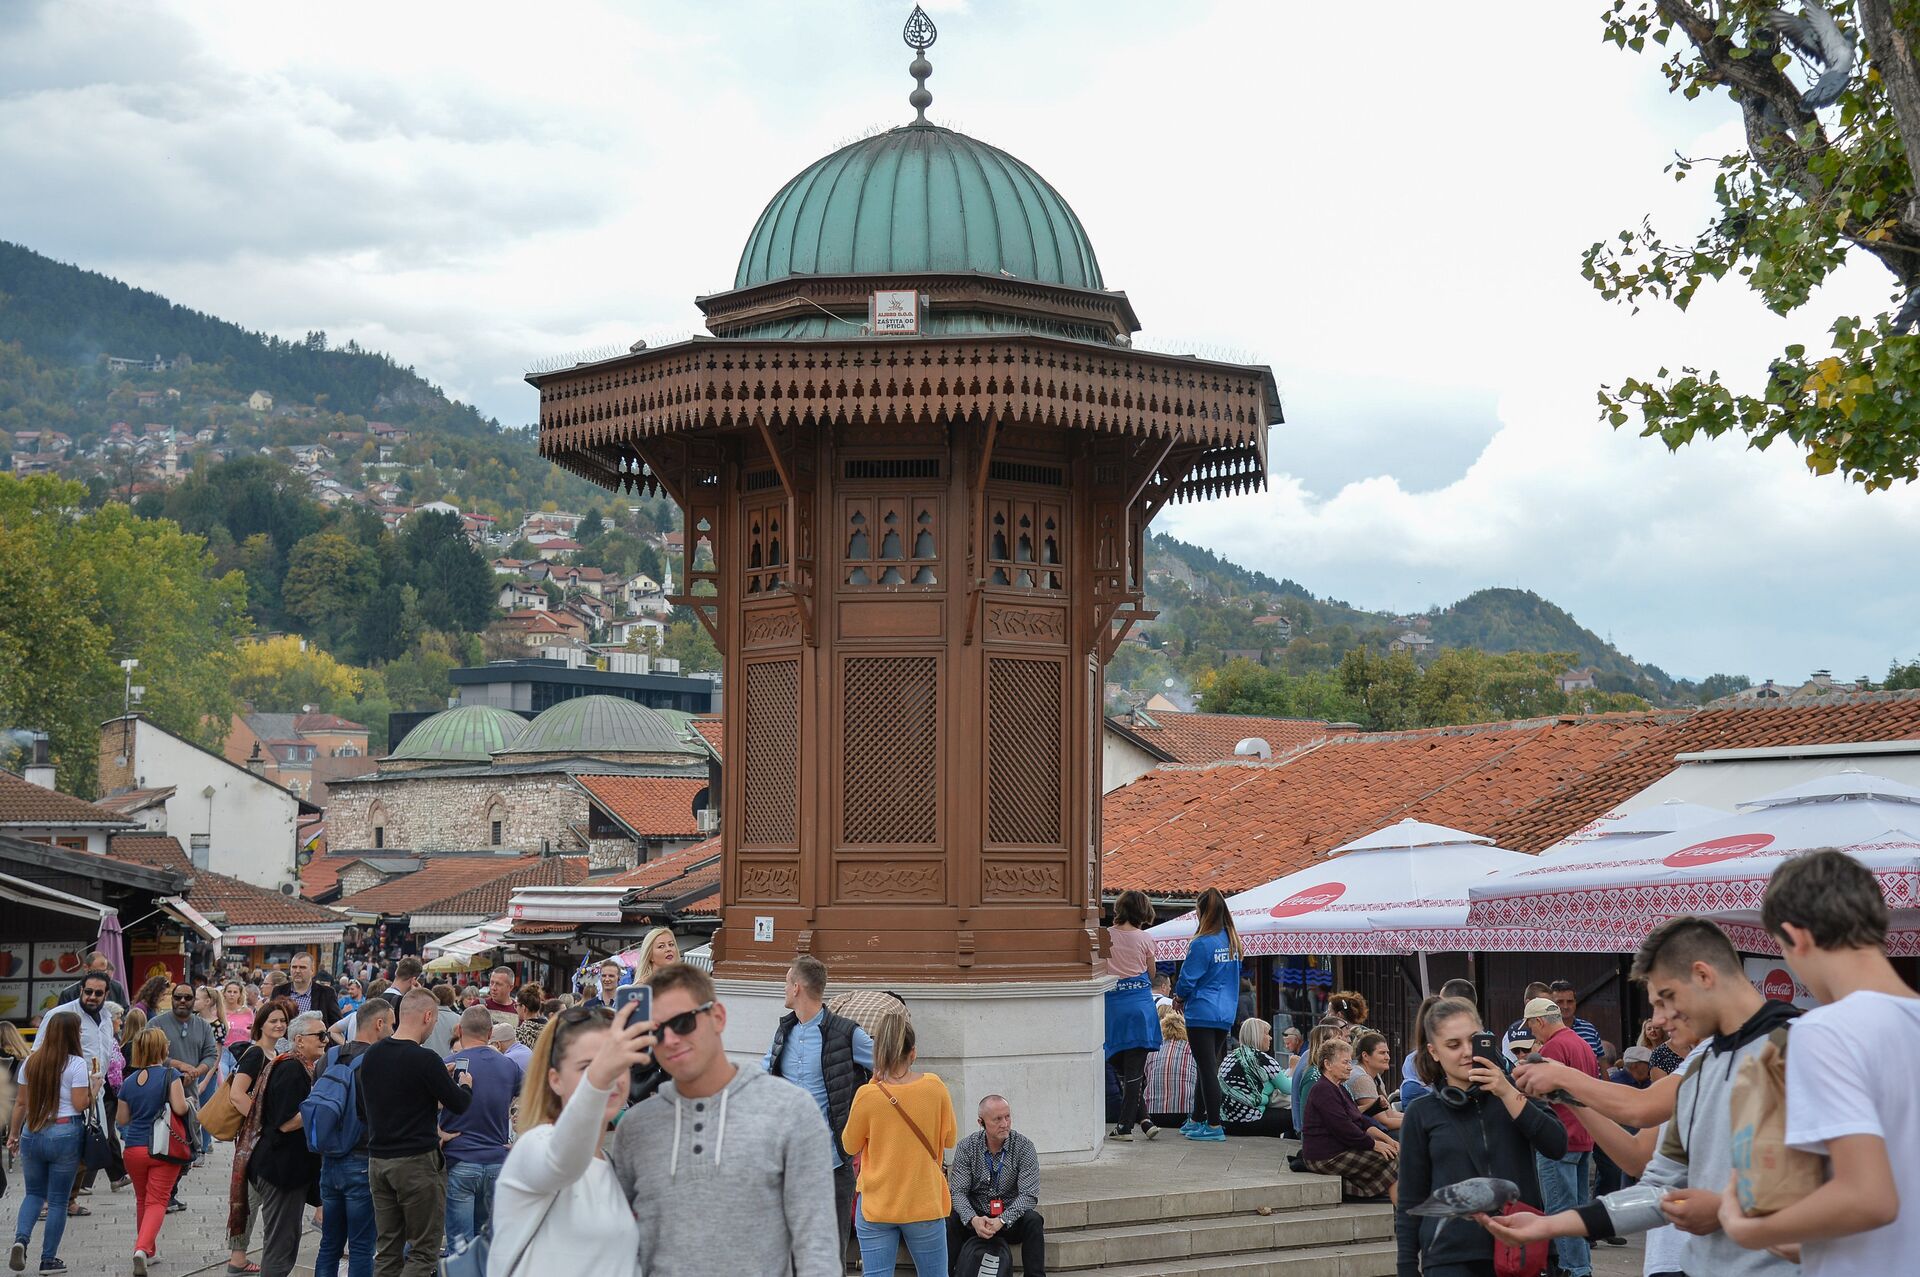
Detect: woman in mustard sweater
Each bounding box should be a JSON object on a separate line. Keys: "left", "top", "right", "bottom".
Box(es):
{"left": 842, "top": 1012, "right": 957, "bottom": 1277}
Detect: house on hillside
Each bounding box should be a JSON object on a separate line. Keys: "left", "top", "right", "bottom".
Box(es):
{"left": 1253, "top": 614, "right": 1294, "bottom": 641}
{"left": 224, "top": 711, "right": 373, "bottom": 802}
{"left": 98, "top": 715, "right": 319, "bottom": 890}
{"left": 248, "top": 390, "right": 274, "bottom": 412}
{"left": 1555, "top": 666, "right": 1599, "bottom": 694}
{"left": 496, "top": 609, "right": 590, "bottom": 647}
{"left": 499, "top": 580, "right": 548, "bottom": 612}
{"left": 1389, "top": 631, "right": 1435, "bottom": 656}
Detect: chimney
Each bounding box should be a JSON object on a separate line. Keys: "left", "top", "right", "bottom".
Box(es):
{"left": 247, "top": 742, "right": 266, "bottom": 776}
{"left": 23, "top": 732, "right": 56, "bottom": 790}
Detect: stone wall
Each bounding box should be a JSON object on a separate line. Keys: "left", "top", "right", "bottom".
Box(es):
{"left": 327, "top": 771, "right": 603, "bottom": 856}
{"left": 587, "top": 837, "right": 635, "bottom": 872}
{"left": 336, "top": 863, "right": 390, "bottom": 898}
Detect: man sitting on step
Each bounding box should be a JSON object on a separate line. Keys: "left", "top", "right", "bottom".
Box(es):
{"left": 948, "top": 1094, "right": 1044, "bottom": 1275}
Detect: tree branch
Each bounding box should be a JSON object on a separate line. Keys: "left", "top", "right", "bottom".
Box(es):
{"left": 1857, "top": 0, "right": 1920, "bottom": 226}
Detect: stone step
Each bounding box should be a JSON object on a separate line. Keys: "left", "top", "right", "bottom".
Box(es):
{"left": 1037, "top": 1177, "right": 1344, "bottom": 1232}
{"left": 1069, "top": 1239, "right": 1399, "bottom": 1277}
{"left": 1047, "top": 1204, "right": 1396, "bottom": 1271}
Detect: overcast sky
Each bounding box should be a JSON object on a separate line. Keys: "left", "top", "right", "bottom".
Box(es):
{"left": 4, "top": 0, "right": 1916, "bottom": 683}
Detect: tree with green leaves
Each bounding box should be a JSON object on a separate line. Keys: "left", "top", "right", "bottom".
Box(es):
{"left": 283, "top": 532, "right": 381, "bottom": 654}
{"left": 1696, "top": 671, "right": 1755, "bottom": 701}
{"left": 1595, "top": 1, "right": 1920, "bottom": 487}
{"left": 396, "top": 510, "right": 495, "bottom": 633}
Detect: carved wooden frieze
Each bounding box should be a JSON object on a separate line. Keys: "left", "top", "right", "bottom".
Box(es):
{"left": 983, "top": 604, "right": 1067, "bottom": 644}
{"left": 738, "top": 861, "right": 799, "bottom": 900}
{"left": 982, "top": 860, "right": 1065, "bottom": 900}
{"left": 742, "top": 608, "right": 802, "bottom": 647}
{"left": 835, "top": 860, "right": 943, "bottom": 902}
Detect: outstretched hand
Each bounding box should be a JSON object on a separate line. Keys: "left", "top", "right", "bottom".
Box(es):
{"left": 1475, "top": 1209, "right": 1561, "bottom": 1245}
{"left": 1511, "top": 1058, "right": 1573, "bottom": 1099}
{"left": 587, "top": 1002, "right": 658, "bottom": 1091}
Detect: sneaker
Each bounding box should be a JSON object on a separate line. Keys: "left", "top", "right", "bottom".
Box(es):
{"left": 36, "top": 1261, "right": 64, "bottom": 1275}
{"left": 1184, "top": 1123, "right": 1227, "bottom": 1141}
{"left": 1109, "top": 1127, "right": 1132, "bottom": 1141}
{"left": 1141, "top": 1121, "right": 1160, "bottom": 1140}
{"left": 9, "top": 1240, "right": 25, "bottom": 1273}
{"left": 1178, "top": 1118, "right": 1200, "bottom": 1135}
{"left": 133, "top": 1252, "right": 148, "bottom": 1277}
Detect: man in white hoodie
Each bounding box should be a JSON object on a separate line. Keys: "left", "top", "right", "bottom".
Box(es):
{"left": 610, "top": 963, "right": 839, "bottom": 1277}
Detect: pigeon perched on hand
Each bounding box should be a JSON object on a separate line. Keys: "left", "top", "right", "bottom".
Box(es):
{"left": 1409, "top": 1178, "right": 1521, "bottom": 1218}
{"left": 1409, "top": 1179, "right": 1522, "bottom": 1256}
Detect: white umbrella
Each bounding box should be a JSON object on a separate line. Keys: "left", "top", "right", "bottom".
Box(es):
{"left": 1466, "top": 769, "right": 1920, "bottom": 953}
{"left": 1147, "top": 818, "right": 1541, "bottom": 959}
{"left": 1539, "top": 799, "right": 1725, "bottom": 858}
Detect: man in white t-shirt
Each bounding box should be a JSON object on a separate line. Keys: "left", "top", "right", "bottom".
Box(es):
{"left": 1716, "top": 849, "right": 1920, "bottom": 1273}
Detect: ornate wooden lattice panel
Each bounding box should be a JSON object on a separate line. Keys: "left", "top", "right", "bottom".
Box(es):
{"left": 839, "top": 493, "right": 941, "bottom": 587}
{"left": 742, "top": 659, "right": 799, "bottom": 846}
{"left": 741, "top": 493, "right": 788, "bottom": 596}
{"left": 986, "top": 495, "right": 1066, "bottom": 592}
{"left": 840, "top": 655, "right": 939, "bottom": 845}
{"left": 986, "top": 656, "right": 1063, "bottom": 845}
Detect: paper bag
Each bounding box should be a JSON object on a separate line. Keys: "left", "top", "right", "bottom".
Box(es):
{"left": 1728, "top": 1034, "right": 1824, "bottom": 1215}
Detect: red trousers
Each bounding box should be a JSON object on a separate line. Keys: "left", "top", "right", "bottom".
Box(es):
{"left": 123, "top": 1145, "right": 184, "bottom": 1256}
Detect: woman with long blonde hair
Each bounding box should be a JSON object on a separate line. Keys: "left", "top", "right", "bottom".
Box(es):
{"left": 488, "top": 1004, "right": 652, "bottom": 1272}
{"left": 841, "top": 1013, "right": 957, "bottom": 1277}
{"left": 1173, "top": 887, "right": 1242, "bottom": 1140}
{"left": 631, "top": 927, "right": 679, "bottom": 985}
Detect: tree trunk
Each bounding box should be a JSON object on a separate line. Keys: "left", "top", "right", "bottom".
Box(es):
{"left": 1858, "top": 0, "right": 1920, "bottom": 229}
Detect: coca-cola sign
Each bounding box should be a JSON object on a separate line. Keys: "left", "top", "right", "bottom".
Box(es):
{"left": 1663, "top": 832, "right": 1775, "bottom": 867}
{"left": 1270, "top": 882, "right": 1347, "bottom": 919}
{"left": 1759, "top": 967, "right": 1797, "bottom": 1003}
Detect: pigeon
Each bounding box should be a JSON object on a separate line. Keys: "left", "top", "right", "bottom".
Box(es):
{"left": 1893, "top": 291, "right": 1920, "bottom": 335}
{"left": 1541, "top": 1088, "right": 1587, "bottom": 1109}
{"left": 1766, "top": 3, "right": 1855, "bottom": 109}
{"left": 1409, "top": 1177, "right": 1521, "bottom": 1218}
{"left": 1408, "top": 1178, "right": 1522, "bottom": 1255}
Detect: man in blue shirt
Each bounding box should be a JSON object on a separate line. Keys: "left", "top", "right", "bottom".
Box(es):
{"left": 1549, "top": 979, "right": 1607, "bottom": 1059}
{"left": 439, "top": 1008, "right": 521, "bottom": 1254}
{"left": 764, "top": 956, "right": 872, "bottom": 1268}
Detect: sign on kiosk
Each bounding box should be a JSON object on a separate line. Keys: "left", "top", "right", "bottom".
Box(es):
{"left": 870, "top": 289, "right": 921, "bottom": 335}
{"left": 1744, "top": 956, "right": 1815, "bottom": 1009}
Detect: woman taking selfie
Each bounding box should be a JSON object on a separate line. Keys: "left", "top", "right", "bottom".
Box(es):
{"left": 1393, "top": 995, "right": 1567, "bottom": 1277}
{"left": 1172, "top": 886, "right": 1242, "bottom": 1141}
{"left": 842, "top": 1013, "right": 957, "bottom": 1277}
{"left": 489, "top": 1003, "right": 654, "bottom": 1272}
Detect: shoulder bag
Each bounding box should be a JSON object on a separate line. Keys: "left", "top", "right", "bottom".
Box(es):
{"left": 147, "top": 1068, "right": 200, "bottom": 1166}
{"left": 199, "top": 1058, "right": 247, "bottom": 1141}
{"left": 873, "top": 1078, "right": 946, "bottom": 1173}
{"left": 438, "top": 1183, "right": 559, "bottom": 1277}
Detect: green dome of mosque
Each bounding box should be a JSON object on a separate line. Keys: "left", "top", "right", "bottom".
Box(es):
{"left": 389, "top": 705, "right": 527, "bottom": 763}
{"left": 494, "top": 694, "right": 697, "bottom": 758}
{"left": 733, "top": 125, "right": 1104, "bottom": 292}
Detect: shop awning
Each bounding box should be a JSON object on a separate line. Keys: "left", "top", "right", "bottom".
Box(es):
{"left": 157, "top": 895, "right": 223, "bottom": 945}
{"left": 223, "top": 924, "right": 347, "bottom": 948}
{"left": 423, "top": 916, "right": 510, "bottom": 960}
{"left": 0, "top": 871, "right": 112, "bottom": 923}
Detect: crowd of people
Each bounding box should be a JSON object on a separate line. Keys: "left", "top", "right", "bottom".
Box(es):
{"left": 4, "top": 847, "right": 1917, "bottom": 1277}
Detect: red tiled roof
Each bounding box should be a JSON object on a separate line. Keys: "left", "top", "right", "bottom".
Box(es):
{"left": 339, "top": 855, "right": 545, "bottom": 916}
{"left": 417, "top": 856, "right": 589, "bottom": 919}
{"left": 186, "top": 867, "right": 345, "bottom": 928}
{"left": 598, "top": 836, "right": 721, "bottom": 890}
{"left": 1109, "top": 709, "right": 1327, "bottom": 764}
{"left": 576, "top": 775, "right": 707, "bottom": 838}
{"left": 93, "top": 786, "right": 175, "bottom": 815}
{"left": 108, "top": 833, "right": 193, "bottom": 873}
{"left": 1102, "top": 693, "right": 1920, "bottom": 897}
{"left": 294, "top": 713, "right": 366, "bottom": 733}
{"left": 0, "top": 770, "right": 136, "bottom": 827}
{"left": 690, "top": 717, "right": 723, "bottom": 761}
{"left": 299, "top": 851, "right": 362, "bottom": 901}
{"left": 683, "top": 891, "right": 720, "bottom": 916}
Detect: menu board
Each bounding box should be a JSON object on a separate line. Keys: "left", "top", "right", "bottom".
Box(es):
{"left": 0, "top": 941, "right": 28, "bottom": 980}
{"left": 29, "top": 981, "right": 69, "bottom": 1018}
{"left": 30, "top": 942, "right": 88, "bottom": 981}
{"left": 0, "top": 980, "right": 28, "bottom": 1022}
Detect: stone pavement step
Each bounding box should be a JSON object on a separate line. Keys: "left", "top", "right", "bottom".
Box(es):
{"left": 1047, "top": 1204, "right": 1395, "bottom": 1270}
{"left": 1040, "top": 1178, "right": 1344, "bottom": 1231}
{"left": 1026, "top": 1239, "right": 1398, "bottom": 1277}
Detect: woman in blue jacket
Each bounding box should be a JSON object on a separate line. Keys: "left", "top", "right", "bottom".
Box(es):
{"left": 1173, "top": 887, "right": 1242, "bottom": 1140}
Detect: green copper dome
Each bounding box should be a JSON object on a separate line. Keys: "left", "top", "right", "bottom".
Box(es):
{"left": 734, "top": 124, "right": 1104, "bottom": 292}
{"left": 494, "top": 694, "right": 699, "bottom": 758}
{"left": 389, "top": 705, "right": 527, "bottom": 763}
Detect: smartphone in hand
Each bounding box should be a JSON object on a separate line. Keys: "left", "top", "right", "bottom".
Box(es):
{"left": 614, "top": 983, "right": 651, "bottom": 1022}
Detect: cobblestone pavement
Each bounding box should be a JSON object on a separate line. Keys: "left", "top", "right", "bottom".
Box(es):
{"left": 8, "top": 1142, "right": 320, "bottom": 1277}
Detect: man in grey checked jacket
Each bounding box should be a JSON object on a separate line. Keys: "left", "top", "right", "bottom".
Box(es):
{"left": 946, "top": 1094, "right": 1045, "bottom": 1275}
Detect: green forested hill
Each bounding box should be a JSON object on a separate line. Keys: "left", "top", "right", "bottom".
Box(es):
{"left": 1429, "top": 588, "right": 1676, "bottom": 696}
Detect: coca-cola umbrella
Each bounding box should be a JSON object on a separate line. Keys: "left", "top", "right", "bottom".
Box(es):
{"left": 1146, "top": 818, "right": 1541, "bottom": 960}
{"left": 1536, "top": 798, "right": 1725, "bottom": 859}
{"left": 1465, "top": 770, "right": 1920, "bottom": 955}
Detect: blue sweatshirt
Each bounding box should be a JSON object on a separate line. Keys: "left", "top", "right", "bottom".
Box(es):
{"left": 1175, "top": 932, "right": 1240, "bottom": 1030}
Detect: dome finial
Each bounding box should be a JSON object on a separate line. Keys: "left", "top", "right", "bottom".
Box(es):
{"left": 903, "top": 4, "right": 936, "bottom": 125}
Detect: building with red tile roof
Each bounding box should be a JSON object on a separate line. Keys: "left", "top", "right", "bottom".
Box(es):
{"left": 575, "top": 775, "right": 708, "bottom": 847}
{"left": 1102, "top": 694, "right": 1920, "bottom": 901}
{"left": 108, "top": 832, "right": 193, "bottom": 874}
{"left": 1106, "top": 707, "right": 1328, "bottom": 764}
{"left": 409, "top": 856, "right": 589, "bottom": 932}
{"left": 0, "top": 768, "right": 137, "bottom": 854}
{"left": 689, "top": 717, "right": 723, "bottom": 761}
{"left": 335, "top": 854, "right": 545, "bottom": 922}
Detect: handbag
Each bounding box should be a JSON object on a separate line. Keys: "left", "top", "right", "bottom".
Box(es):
{"left": 148, "top": 1069, "right": 198, "bottom": 1166}
{"left": 1458, "top": 1098, "right": 1548, "bottom": 1277}
{"left": 79, "top": 1099, "right": 112, "bottom": 1172}
{"left": 199, "top": 1056, "right": 252, "bottom": 1142}
{"left": 439, "top": 1183, "right": 559, "bottom": 1277}
{"left": 873, "top": 1078, "right": 946, "bottom": 1172}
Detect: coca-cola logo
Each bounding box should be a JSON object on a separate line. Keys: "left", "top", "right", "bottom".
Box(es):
{"left": 1270, "top": 882, "right": 1346, "bottom": 919}
{"left": 1760, "top": 968, "right": 1797, "bottom": 1002}
{"left": 1663, "top": 833, "right": 1775, "bottom": 867}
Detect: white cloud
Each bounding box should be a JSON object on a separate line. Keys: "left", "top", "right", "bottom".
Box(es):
{"left": 3, "top": 0, "right": 1916, "bottom": 679}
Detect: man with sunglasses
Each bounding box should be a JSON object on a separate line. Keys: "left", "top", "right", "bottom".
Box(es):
{"left": 610, "top": 963, "right": 840, "bottom": 1277}
{"left": 156, "top": 983, "right": 219, "bottom": 1092}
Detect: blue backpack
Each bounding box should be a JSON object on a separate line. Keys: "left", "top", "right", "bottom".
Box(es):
{"left": 301, "top": 1045, "right": 367, "bottom": 1158}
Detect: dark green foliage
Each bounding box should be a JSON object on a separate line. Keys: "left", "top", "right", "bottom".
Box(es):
{"left": 1696, "top": 672, "right": 1755, "bottom": 703}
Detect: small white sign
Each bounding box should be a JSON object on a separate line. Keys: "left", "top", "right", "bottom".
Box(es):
{"left": 753, "top": 916, "right": 775, "bottom": 943}
{"left": 871, "top": 290, "right": 920, "bottom": 335}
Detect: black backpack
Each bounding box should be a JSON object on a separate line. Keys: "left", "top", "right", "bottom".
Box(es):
{"left": 953, "top": 1233, "right": 1011, "bottom": 1277}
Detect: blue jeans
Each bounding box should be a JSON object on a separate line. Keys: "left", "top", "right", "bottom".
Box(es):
{"left": 1535, "top": 1149, "right": 1592, "bottom": 1277}
{"left": 855, "top": 1200, "right": 947, "bottom": 1277}
{"left": 442, "top": 1159, "right": 503, "bottom": 1254}
{"left": 13, "top": 1120, "right": 83, "bottom": 1264}
{"left": 317, "top": 1153, "right": 376, "bottom": 1277}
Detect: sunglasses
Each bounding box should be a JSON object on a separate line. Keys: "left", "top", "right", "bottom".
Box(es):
{"left": 655, "top": 1001, "right": 715, "bottom": 1040}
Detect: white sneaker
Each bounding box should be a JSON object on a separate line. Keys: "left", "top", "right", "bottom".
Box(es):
{"left": 8, "top": 1241, "right": 24, "bottom": 1273}
{"left": 132, "top": 1251, "right": 148, "bottom": 1277}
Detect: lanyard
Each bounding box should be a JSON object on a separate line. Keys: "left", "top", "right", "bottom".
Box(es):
{"left": 984, "top": 1145, "right": 1007, "bottom": 1192}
